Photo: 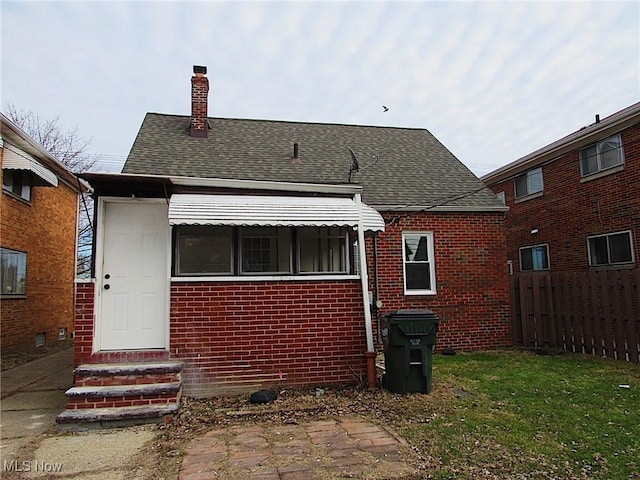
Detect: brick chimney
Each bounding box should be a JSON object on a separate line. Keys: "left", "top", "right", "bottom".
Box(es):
{"left": 190, "top": 65, "right": 209, "bottom": 138}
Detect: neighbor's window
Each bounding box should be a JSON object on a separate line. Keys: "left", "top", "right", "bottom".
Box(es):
{"left": 403, "top": 232, "right": 436, "bottom": 295}
{"left": 515, "top": 167, "right": 543, "bottom": 199}
{"left": 298, "top": 227, "right": 348, "bottom": 273}
{"left": 1, "top": 248, "right": 27, "bottom": 295}
{"left": 580, "top": 134, "right": 624, "bottom": 177}
{"left": 587, "top": 231, "right": 633, "bottom": 267}
{"left": 519, "top": 244, "right": 550, "bottom": 272}
{"left": 2, "top": 170, "right": 32, "bottom": 201}
{"left": 176, "top": 226, "right": 233, "bottom": 275}
{"left": 496, "top": 191, "right": 506, "bottom": 205}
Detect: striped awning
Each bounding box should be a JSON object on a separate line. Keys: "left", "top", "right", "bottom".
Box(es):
{"left": 169, "top": 194, "right": 385, "bottom": 232}
{"left": 2, "top": 145, "right": 58, "bottom": 187}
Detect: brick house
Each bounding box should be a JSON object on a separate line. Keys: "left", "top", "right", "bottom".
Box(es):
{"left": 58, "top": 66, "right": 510, "bottom": 424}
{"left": 482, "top": 102, "right": 640, "bottom": 275}
{"left": 481, "top": 103, "right": 640, "bottom": 361}
{"left": 1, "top": 113, "right": 85, "bottom": 353}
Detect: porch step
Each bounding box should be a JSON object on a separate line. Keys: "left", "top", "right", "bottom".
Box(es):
{"left": 57, "top": 361, "right": 183, "bottom": 427}
{"left": 57, "top": 404, "right": 179, "bottom": 428}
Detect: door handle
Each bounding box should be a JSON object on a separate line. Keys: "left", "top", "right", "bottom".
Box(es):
{"left": 104, "top": 284, "right": 110, "bottom": 290}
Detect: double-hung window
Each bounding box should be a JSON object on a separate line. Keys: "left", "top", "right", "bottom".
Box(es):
{"left": 587, "top": 231, "right": 634, "bottom": 267}
{"left": 174, "top": 226, "right": 349, "bottom": 276}
{"left": 515, "top": 167, "right": 543, "bottom": 199}
{"left": 580, "top": 134, "right": 624, "bottom": 177}
{"left": 402, "top": 232, "right": 436, "bottom": 295}
{"left": 519, "top": 244, "right": 549, "bottom": 272}
{"left": 1, "top": 248, "right": 27, "bottom": 295}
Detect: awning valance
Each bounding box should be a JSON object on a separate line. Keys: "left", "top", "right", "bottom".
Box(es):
{"left": 2, "top": 145, "right": 58, "bottom": 187}
{"left": 169, "top": 194, "right": 385, "bottom": 232}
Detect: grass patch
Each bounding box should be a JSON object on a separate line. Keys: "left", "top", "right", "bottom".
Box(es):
{"left": 410, "top": 350, "right": 640, "bottom": 479}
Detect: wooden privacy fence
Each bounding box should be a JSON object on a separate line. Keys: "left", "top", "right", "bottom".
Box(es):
{"left": 510, "top": 270, "right": 640, "bottom": 363}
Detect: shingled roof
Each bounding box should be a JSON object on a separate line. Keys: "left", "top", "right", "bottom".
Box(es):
{"left": 123, "top": 112, "right": 502, "bottom": 210}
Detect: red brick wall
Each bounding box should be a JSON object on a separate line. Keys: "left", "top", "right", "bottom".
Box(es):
{"left": 488, "top": 123, "right": 640, "bottom": 273}
{"left": 74, "top": 281, "right": 95, "bottom": 366}
{"left": 371, "top": 211, "right": 511, "bottom": 351}
{"left": 1, "top": 161, "right": 79, "bottom": 352}
{"left": 170, "top": 280, "right": 367, "bottom": 397}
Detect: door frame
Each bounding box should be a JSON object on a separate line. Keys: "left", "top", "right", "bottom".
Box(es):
{"left": 93, "top": 196, "right": 171, "bottom": 353}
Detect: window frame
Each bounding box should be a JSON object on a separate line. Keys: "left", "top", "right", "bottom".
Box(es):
{"left": 1, "top": 247, "right": 28, "bottom": 296}
{"left": 514, "top": 167, "right": 544, "bottom": 199}
{"left": 173, "top": 225, "right": 352, "bottom": 277}
{"left": 402, "top": 231, "right": 437, "bottom": 296}
{"left": 587, "top": 230, "right": 634, "bottom": 267}
{"left": 519, "top": 244, "right": 550, "bottom": 272}
{"left": 239, "top": 226, "right": 292, "bottom": 275}
{"left": 580, "top": 133, "right": 624, "bottom": 177}
{"left": 2, "top": 169, "right": 33, "bottom": 202}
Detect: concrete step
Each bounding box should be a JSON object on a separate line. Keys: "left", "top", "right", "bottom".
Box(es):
{"left": 56, "top": 403, "right": 179, "bottom": 428}
{"left": 65, "top": 381, "right": 181, "bottom": 398}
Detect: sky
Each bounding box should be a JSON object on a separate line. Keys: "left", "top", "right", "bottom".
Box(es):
{"left": 2, "top": 1, "right": 639, "bottom": 177}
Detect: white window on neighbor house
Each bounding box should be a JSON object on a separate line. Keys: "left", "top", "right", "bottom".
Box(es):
{"left": 496, "top": 191, "right": 506, "bottom": 205}
{"left": 0, "top": 248, "right": 27, "bottom": 295}
{"left": 519, "top": 244, "right": 550, "bottom": 272}
{"left": 587, "top": 231, "right": 634, "bottom": 267}
{"left": 402, "top": 232, "right": 436, "bottom": 295}
{"left": 515, "top": 167, "right": 544, "bottom": 199}
{"left": 2, "top": 170, "right": 32, "bottom": 202}
{"left": 580, "top": 134, "right": 624, "bottom": 177}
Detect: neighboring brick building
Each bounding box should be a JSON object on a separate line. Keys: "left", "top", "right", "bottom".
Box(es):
{"left": 59, "top": 66, "right": 510, "bottom": 424}
{"left": 482, "top": 102, "right": 640, "bottom": 275}
{"left": 1, "top": 113, "right": 84, "bottom": 352}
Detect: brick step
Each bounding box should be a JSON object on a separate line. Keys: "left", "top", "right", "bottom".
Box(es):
{"left": 74, "top": 361, "right": 183, "bottom": 387}
{"left": 56, "top": 403, "right": 179, "bottom": 428}
{"left": 58, "top": 361, "right": 183, "bottom": 427}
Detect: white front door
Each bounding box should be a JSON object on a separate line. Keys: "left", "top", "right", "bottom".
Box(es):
{"left": 98, "top": 200, "right": 169, "bottom": 350}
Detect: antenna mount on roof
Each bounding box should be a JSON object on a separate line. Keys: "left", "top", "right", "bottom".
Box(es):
{"left": 348, "top": 147, "right": 360, "bottom": 183}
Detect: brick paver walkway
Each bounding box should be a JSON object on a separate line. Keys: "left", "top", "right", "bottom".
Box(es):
{"left": 179, "top": 417, "right": 418, "bottom": 479}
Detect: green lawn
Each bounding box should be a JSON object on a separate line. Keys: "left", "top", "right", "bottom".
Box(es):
{"left": 405, "top": 350, "right": 640, "bottom": 479}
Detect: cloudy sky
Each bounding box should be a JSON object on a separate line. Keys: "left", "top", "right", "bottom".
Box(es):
{"left": 2, "top": 1, "right": 638, "bottom": 176}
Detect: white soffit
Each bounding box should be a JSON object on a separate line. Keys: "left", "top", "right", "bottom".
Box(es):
{"left": 169, "top": 194, "right": 385, "bottom": 232}
{"left": 2, "top": 145, "right": 58, "bottom": 187}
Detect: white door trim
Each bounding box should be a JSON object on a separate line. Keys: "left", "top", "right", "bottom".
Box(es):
{"left": 93, "top": 197, "right": 171, "bottom": 352}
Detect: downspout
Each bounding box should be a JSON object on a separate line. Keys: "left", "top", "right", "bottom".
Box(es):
{"left": 354, "top": 193, "right": 377, "bottom": 389}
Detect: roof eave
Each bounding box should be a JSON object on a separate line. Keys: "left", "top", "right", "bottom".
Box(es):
{"left": 481, "top": 102, "right": 640, "bottom": 185}
{"left": 371, "top": 204, "right": 509, "bottom": 213}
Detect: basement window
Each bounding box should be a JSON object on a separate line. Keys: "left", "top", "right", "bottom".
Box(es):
{"left": 0, "top": 248, "right": 27, "bottom": 295}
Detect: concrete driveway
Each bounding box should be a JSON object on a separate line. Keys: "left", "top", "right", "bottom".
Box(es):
{"left": 1, "top": 347, "right": 73, "bottom": 460}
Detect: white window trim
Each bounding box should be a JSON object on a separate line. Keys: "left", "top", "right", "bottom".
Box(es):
{"left": 402, "top": 231, "right": 437, "bottom": 296}
{"left": 586, "top": 230, "right": 635, "bottom": 267}
{"left": 519, "top": 243, "right": 550, "bottom": 272}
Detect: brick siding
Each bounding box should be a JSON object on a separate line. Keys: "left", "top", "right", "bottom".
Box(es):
{"left": 372, "top": 211, "right": 511, "bottom": 351}
{"left": 1, "top": 169, "right": 78, "bottom": 352}
{"left": 488, "top": 122, "right": 640, "bottom": 273}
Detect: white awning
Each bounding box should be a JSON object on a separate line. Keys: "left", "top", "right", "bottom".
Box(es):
{"left": 169, "top": 194, "right": 385, "bottom": 232}
{"left": 2, "top": 145, "right": 58, "bottom": 187}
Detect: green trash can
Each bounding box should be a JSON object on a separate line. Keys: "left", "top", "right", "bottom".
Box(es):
{"left": 381, "top": 309, "right": 439, "bottom": 394}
